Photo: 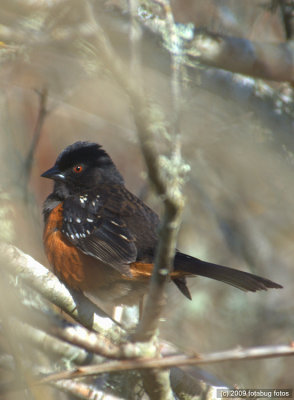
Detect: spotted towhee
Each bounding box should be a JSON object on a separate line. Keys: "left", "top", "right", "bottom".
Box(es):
{"left": 41, "top": 141, "right": 282, "bottom": 308}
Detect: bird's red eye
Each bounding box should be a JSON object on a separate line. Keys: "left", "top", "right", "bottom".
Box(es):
{"left": 73, "top": 165, "right": 83, "bottom": 173}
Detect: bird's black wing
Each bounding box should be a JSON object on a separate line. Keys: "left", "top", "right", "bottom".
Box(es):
{"left": 61, "top": 189, "right": 138, "bottom": 276}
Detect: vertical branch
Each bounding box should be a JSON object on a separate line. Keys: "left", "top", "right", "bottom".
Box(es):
{"left": 141, "top": 369, "right": 174, "bottom": 400}
{"left": 132, "top": 0, "right": 187, "bottom": 343}
{"left": 22, "top": 87, "right": 49, "bottom": 199}
{"left": 155, "top": 0, "right": 183, "bottom": 150}
{"left": 84, "top": 0, "right": 189, "bottom": 342}
{"left": 128, "top": 0, "right": 143, "bottom": 81}
{"left": 83, "top": 2, "right": 188, "bottom": 397}
{"left": 132, "top": 129, "right": 185, "bottom": 342}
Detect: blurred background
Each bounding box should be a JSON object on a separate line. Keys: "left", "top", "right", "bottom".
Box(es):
{"left": 0, "top": 0, "right": 293, "bottom": 397}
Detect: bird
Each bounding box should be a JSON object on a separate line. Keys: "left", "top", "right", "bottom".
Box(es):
{"left": 41, "top": 141, "right": 282, "bottom": 309}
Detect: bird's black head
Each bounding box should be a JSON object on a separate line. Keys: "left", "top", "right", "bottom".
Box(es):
{"left": 41, "top": 141, "right": 124, "bottom": 196}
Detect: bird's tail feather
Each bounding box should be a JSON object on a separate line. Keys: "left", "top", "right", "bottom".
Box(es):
{"left": 174, "top": 252, "right": 282, "bottom": 292}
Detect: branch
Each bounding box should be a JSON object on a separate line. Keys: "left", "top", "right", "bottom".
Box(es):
{"left": 141, "top": 369, "right": 173, "bottom": 400}
{"left": 131, "top": 1, "right": 187, "bottom": 343}
{"left": 132, "top": 115, "right": 185, "bottom": 344}
{"left": 0, "top": 243, "right": 124, "bottom": 339}
{"left": 31, "top": 310, "right": 156, "bottom": 360}
{"left": 77, "top": 2, "right": 187, "bottom": 398}
{"left": 185, "top": 30, "right": 294, "bottom": 83}
{"left": 13, "top": 308, "right": 126, "bottom": 360}
{"left": 137, "top": 3, "right": 294, "bottom": 83}
{"left": 23, "top": 88, "right": 49, "bottom": 195}
{"left": 39, "top": 343, "right": 294, "bottom": 383}
{"left": 85, "top": 0, "right": 187, "bottom": 344}
{"left": 53, "top": 380, "right": 123, "bottom": 400}
{"left": 2, "top": 243, "right": 159, "bottom": 361}
{"left": 9, "top": 314, "right": 223, "bottom": 398}
{"left": 11, "top": 318, "right": 104, "bottom": 366}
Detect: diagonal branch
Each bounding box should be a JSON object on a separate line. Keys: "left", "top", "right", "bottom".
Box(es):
{"left": 0, "top": 243, "right": 124, "bottom": 339}
{"left": 1, "top": 244, "right": 158, "bottom": 360}
{"left": 8, "top": 320, "right": 223, "bottom": 398}
{"left": 39, "top": 343, "right": 294, "bottom": 384}
{"left": 185, "top": 30, "right": 294, "bottom": 83}
{"left": 137, "top": 3, "right": 294, "bottom": 83}
{"left": 12, "top": 307, "right": 126, "bottom": 360}
{"left": 11, "top": 318, "right": 104, "bottom": 366}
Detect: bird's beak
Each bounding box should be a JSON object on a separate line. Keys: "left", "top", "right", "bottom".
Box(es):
{"left": 41, "top": 165, "right": 65, "bottom": 181}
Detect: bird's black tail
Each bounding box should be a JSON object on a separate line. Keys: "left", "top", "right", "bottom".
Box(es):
{"left": 174, "top": 252, "right": 282, "bottom": 292}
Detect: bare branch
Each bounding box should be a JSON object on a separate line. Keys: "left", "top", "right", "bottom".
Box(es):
{"left": 10, "top": 315, "right": 216, "bottom": 398}
{"left": 39, "top": 312, "right": 156, "bottom": 360}
{"left": 15, "top": 308, "right": 126, "bottom": 360}
{"left": 11, "top": 318, "right": 104, "bottom": 366}
{"left": 154, "top": 0, "right": 184, "bottom": 140}
{"left": 138, "top": 4, "right": 294, "bottom": 83}
{"left": 0, "top": 243, "right": 124, "bottom": 339}
{"left": 1, "top": 1, "right": 294, "bottom": 84}
{"left": 185, "top": 30, "right": 294, "bottom": 83}
{"left": 83, "top": 0, "right": 187, "bottom": 346}
{"left": 53, "top": 379, "right": 123, "bottom": 400}
{"left": 132, "top": 44, "right": 186, "bottom": 348}
{"left": 2, "top": 243, "right": 159, "bottom": 361}
{"left": 141, "top": 369, "right": 174, "bottom": 400}
{"left": 23, "top": 87, "right": 49, "bottom": 195}
{"left": 39, "top": 343, "right": 294, "bottom": 384}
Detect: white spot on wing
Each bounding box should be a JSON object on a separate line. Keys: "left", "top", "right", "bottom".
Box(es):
{"left": 80, "top": 194, "right": 88, "bottom": 204}
{"left": 111, "top": 220, "right": 120, "bottom": 226}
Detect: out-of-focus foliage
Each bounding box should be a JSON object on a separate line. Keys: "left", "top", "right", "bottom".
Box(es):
{"left": 0, "top": 0, "right": 293, "bottom": 398}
